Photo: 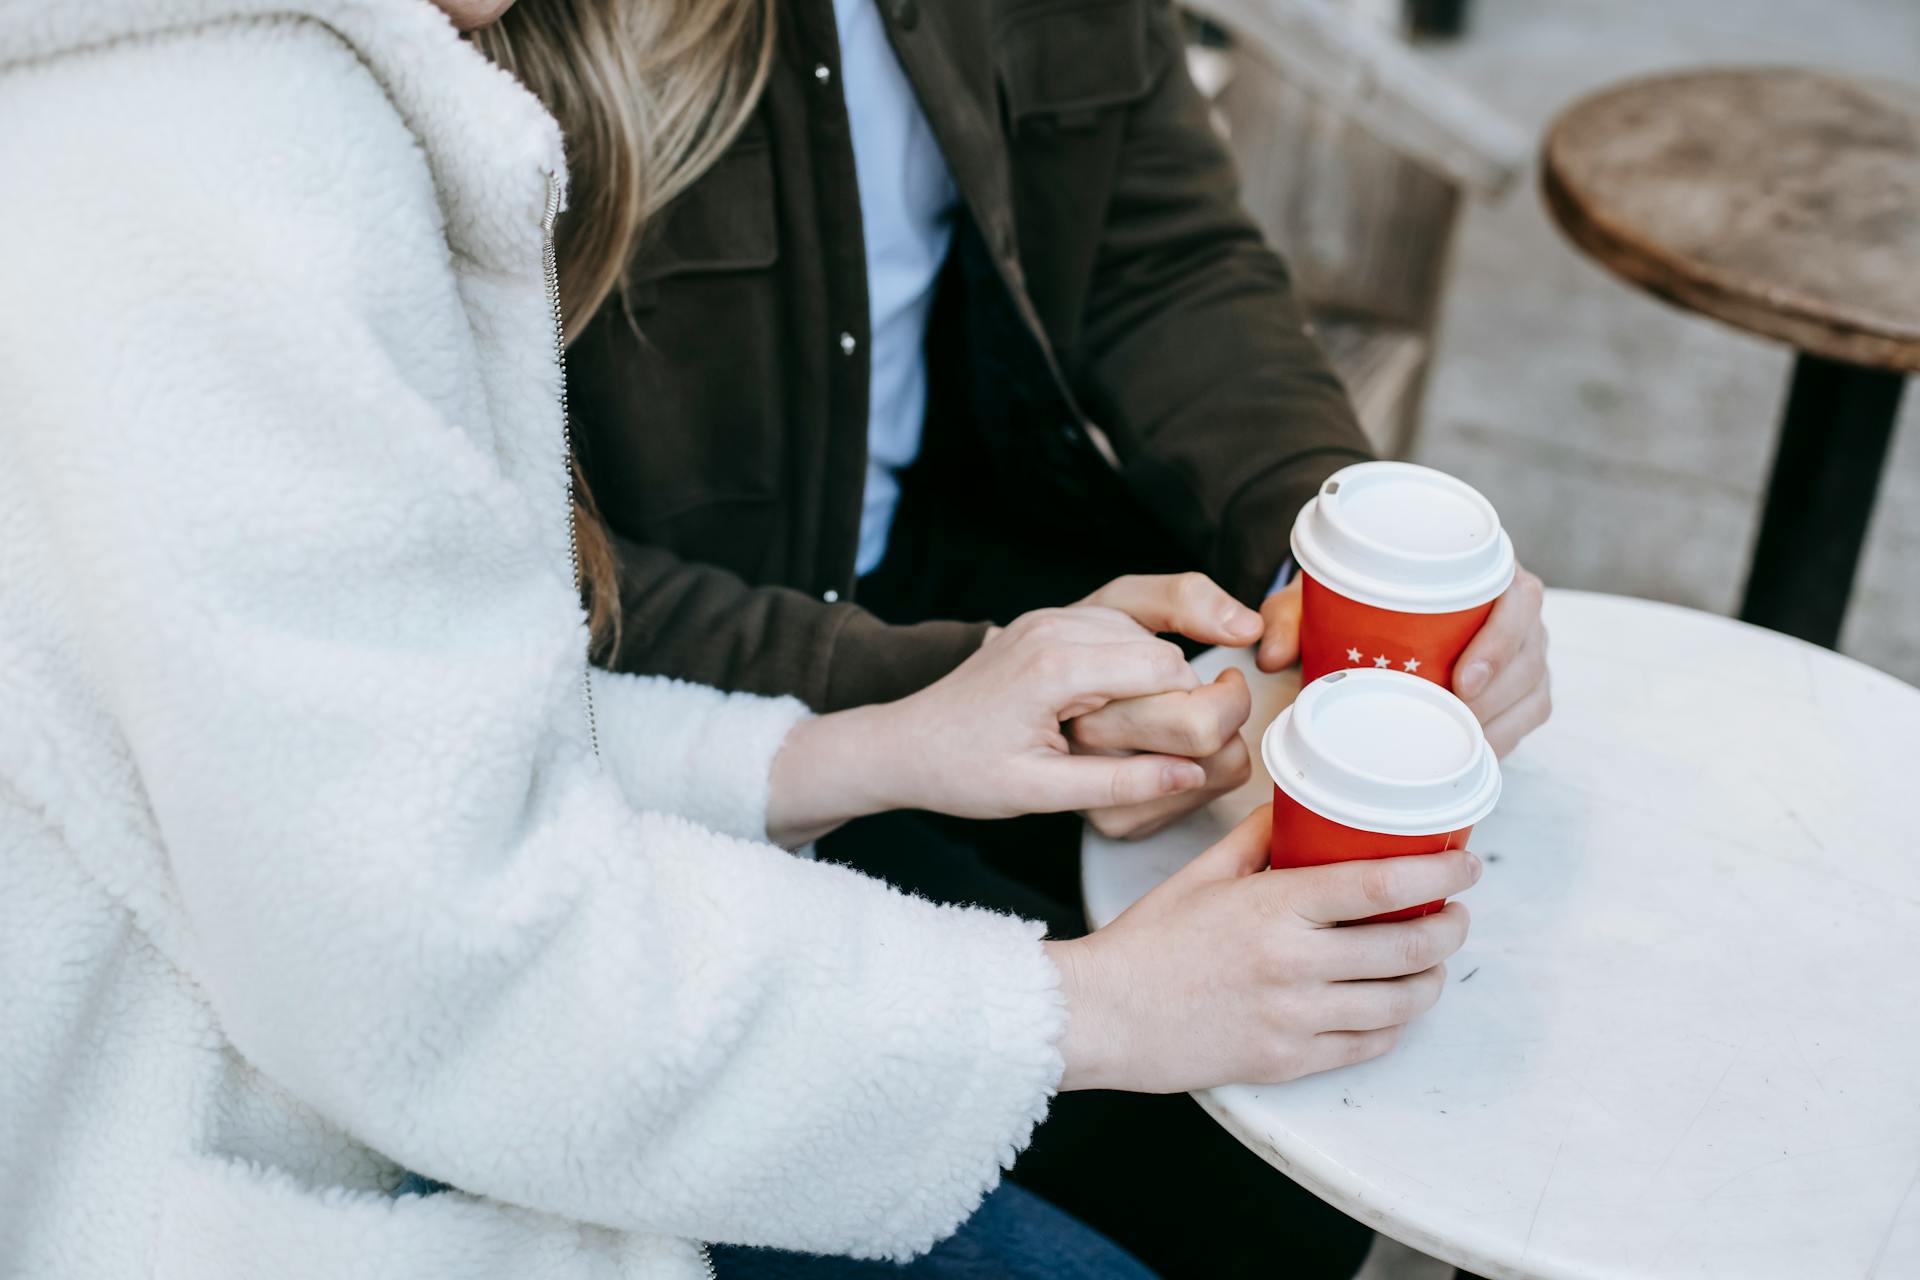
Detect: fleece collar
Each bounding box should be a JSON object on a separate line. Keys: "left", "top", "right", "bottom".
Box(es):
{"left": 0, "top": 0, "right": 567, "bottom": 266}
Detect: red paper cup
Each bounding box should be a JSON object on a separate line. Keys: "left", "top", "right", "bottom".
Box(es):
{"left": 1262, "top": 668, "right": 1500, "bottom": 924}
{"left": 1291, "top": 463, "right": 1515, "bottom": 691}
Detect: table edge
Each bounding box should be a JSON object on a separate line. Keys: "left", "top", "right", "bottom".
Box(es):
{"left": 1540, "top": 75, "right": 1920, "bottom": 373}
{"left": 1079, "top": 589, "right": 1920, "bottom": 1280}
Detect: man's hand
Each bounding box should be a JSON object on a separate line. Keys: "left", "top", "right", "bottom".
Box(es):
{"left": 1067, "top": 574, "right": 1263, "bottom": 839}
{"left": 1253, "top": 568, "right": 1552, "bottom": 759}
{"left": 1453, "top": 566, "right": 1551, "bottom": 757}
{"left": 1255, "top": 575, "right": 1305, "bottom": 674}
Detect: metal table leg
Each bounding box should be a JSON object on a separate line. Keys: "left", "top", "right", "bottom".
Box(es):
{"left": 1739, "top": 352, "right": 1906, "bottom": 647}
{"left": 1410, "top": 0, "right": 1472, "bottom": 38}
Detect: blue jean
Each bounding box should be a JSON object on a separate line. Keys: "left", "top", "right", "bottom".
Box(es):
{"left": 395, "top": 1175, "right": 1156, "bottom": 1279}
{"left": 709, "top": 1181, "right": 1158, "bottom": 1280}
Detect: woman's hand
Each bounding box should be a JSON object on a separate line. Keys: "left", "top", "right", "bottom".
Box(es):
{"left": 767, "top": 607, "right": 1213, "bottom": 845}
{"left": 1048, "top": 806, "right": 1478, "bottom": 1094}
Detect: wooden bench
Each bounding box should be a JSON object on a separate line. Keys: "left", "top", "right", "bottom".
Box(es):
{"left": 1182, "top": 0, "right": 1528, "bottom": 457}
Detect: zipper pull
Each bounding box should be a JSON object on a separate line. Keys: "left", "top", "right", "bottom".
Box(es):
{"left": 542, "top": 169, "right": 565, "bottom": 237}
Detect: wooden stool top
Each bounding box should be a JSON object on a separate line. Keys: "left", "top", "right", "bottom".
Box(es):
{"left": 1542, "top": 68, "right": 1920, "bottom": 372}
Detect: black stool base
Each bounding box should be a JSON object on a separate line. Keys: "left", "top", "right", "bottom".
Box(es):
{"left": 1739, "top": 352, "right": 1905, "bottom": 648}
{"left": 1410, "top": 0, "right": 1471, "bottom": 38}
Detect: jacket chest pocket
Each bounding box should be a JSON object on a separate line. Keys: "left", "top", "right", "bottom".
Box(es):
{"left": 992, "top": 0, "right": 1167, "bottom": 355}
{"left": 626, "top": 123, "right": 779, "bottom": 305}
{"left": 994, "top": 0, "right": 1160, "bottom": 132}
{"left": 572, "top": 122, "right": 788, "bottom": 574}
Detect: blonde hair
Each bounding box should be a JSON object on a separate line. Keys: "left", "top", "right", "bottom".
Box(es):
{"left": 470, "top": 0, "right": 775, "bottom": 655}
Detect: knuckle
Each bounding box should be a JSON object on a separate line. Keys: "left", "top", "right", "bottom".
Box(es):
{"left": 1263, "top": 1042, "right": 1309, "bottom": 1083}
{"left": 1026, "top": 612, "right": 1067, "bottom": 641}
{"left": 1396, "top": 928, "right": 1429, "bottom": 974}
{"left": 1258, "top": 876, "right": 1304, "bottom": 925}
{"left": 1263, "top": 989, "right": 1308, "bottom": 1033}
{"left": 1032, "top": 647, "right": 1073, "bottom": 683}
{"left": 1220, "top": 737, "right": 1253, "bottom": 788}
{"left": 1359, "top": 863, "right": 1398, "bottom": 910}
{"left": 1338, "top": 1034, "right": 1376, "bottom": 1067}
{"left": 1170, "top": 708, "right": 1215, "bottom": 757}
{"left": 1067, "top": 714, "right": 1114, "bottom": 751}
{"left": 1259, "top": 929, "right": 1302, "bottom": 979}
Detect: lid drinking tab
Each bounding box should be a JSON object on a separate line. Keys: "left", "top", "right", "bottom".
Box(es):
{"left": 1290, "top": 462, "right": 1516, "bottom": 614}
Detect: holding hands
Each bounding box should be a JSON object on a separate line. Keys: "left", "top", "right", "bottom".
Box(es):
{"left": 769, "top": 599, "right": 1221, "bottom": 844}
{"left": 1064, "top": 565, "right": 1551, "bottom": 840}
{"left": 771, "top": 565, "right": 1549, "bottom": 845}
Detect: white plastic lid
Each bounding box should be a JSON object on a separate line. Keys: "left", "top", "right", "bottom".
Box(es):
{"left": 1290, "top": 461, "right": 1515, "bottom": 614}
{"left": 1261, "top": 668, "right": 1501, "bottom": 836}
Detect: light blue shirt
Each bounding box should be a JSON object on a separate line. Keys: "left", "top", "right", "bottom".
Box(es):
{"left": 831, "top": 2, "right": 1292, "bottom": 596}
{"left": 834, "top": 0, "right": 961, "bottom": 577}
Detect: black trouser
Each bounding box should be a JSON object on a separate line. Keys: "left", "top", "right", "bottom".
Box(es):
{"left": 817, "top": 470, "right": 1375, "bottom": 1280}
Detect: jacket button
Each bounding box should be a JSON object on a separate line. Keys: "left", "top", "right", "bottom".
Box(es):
{"left": 838, "top": 332, "right": 857, "bottom": 356}
{"left": 890, "top": 0, "right": 920, "bottom": 30}
{"left": 823, "top": 589, "right": 841, "bottom": 603}
{"left": 814, "top": 63, "right": 832, "bottom": 84}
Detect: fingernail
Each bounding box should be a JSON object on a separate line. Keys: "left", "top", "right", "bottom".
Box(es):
{"left": 1221, "top": 603, "right": 1259, "bottom": 636}
{"left": 1165, "top": 762, "right": 1206, "bottom": 792}
{"left": 1457, "top": 661, "right": 1492, "bottom": 699}
{"left": 1467, "top": 852, "right": 1483, "bottom": 882}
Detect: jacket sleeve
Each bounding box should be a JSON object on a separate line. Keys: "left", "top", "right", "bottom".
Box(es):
{"left": 1071, "top": 0, "right": 1374, "bottom": 604}
{"left": 603, "top": 530, "right": 992, "bottom": 713}
{"left": 0, "top": 24, "right": 1060, "bottom": 1258}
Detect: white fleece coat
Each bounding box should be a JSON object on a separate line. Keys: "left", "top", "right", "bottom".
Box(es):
{"left": 0, "top": 3, "right": 1066, "bottom": 1276}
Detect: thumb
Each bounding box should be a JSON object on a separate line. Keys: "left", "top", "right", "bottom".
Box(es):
{"left": 1256, "top": 577, "right": 1303, "bottom": 673}
{"left": 1082, "top": 573, "right": 1262, "bottom": 647}
{"left": 1034, "top": 753, "right": 1207, "bottom": 815}
{"left": 1172, "top": 804, "right": 1273, "bottom": 884}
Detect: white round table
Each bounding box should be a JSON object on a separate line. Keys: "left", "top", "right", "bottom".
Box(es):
{"left": 1082, "top": 591, "right": 1920, "bottom": 1280}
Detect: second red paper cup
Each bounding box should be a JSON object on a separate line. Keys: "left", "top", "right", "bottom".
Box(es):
{"left": 1262, "top": 668, "right": 1501, "bottom": 923}
{"left": 1291, "top": 461, "right": 1516, "bottom": 690}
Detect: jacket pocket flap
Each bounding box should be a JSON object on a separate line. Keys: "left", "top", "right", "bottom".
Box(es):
{"left": 996, "top": 0, "right": 1157, "bottom": 122}
{"left": 629, "top": 125, "right": 778, "bottom": 285}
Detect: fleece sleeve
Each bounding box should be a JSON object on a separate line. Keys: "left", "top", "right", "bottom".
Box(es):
{"left": 588, "top": 669, "right": 811, "bottom": 844}
{"left": 0, "top": 21, "right": 1062, "bottom": 1259}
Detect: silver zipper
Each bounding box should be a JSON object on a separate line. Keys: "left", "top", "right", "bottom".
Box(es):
{"left": 542, "top": 172, "right": 600, "bottom": 758}
{"left": 700, "top": 1242, "right": 716, "bottom": 1279}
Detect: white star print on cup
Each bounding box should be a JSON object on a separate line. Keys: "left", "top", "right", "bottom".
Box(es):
{"left": 1373, "top": 655, "right": 1390, "bottom": 668}
{"left": 1346, "top": 647, "right": 1363, "bottom": 663}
